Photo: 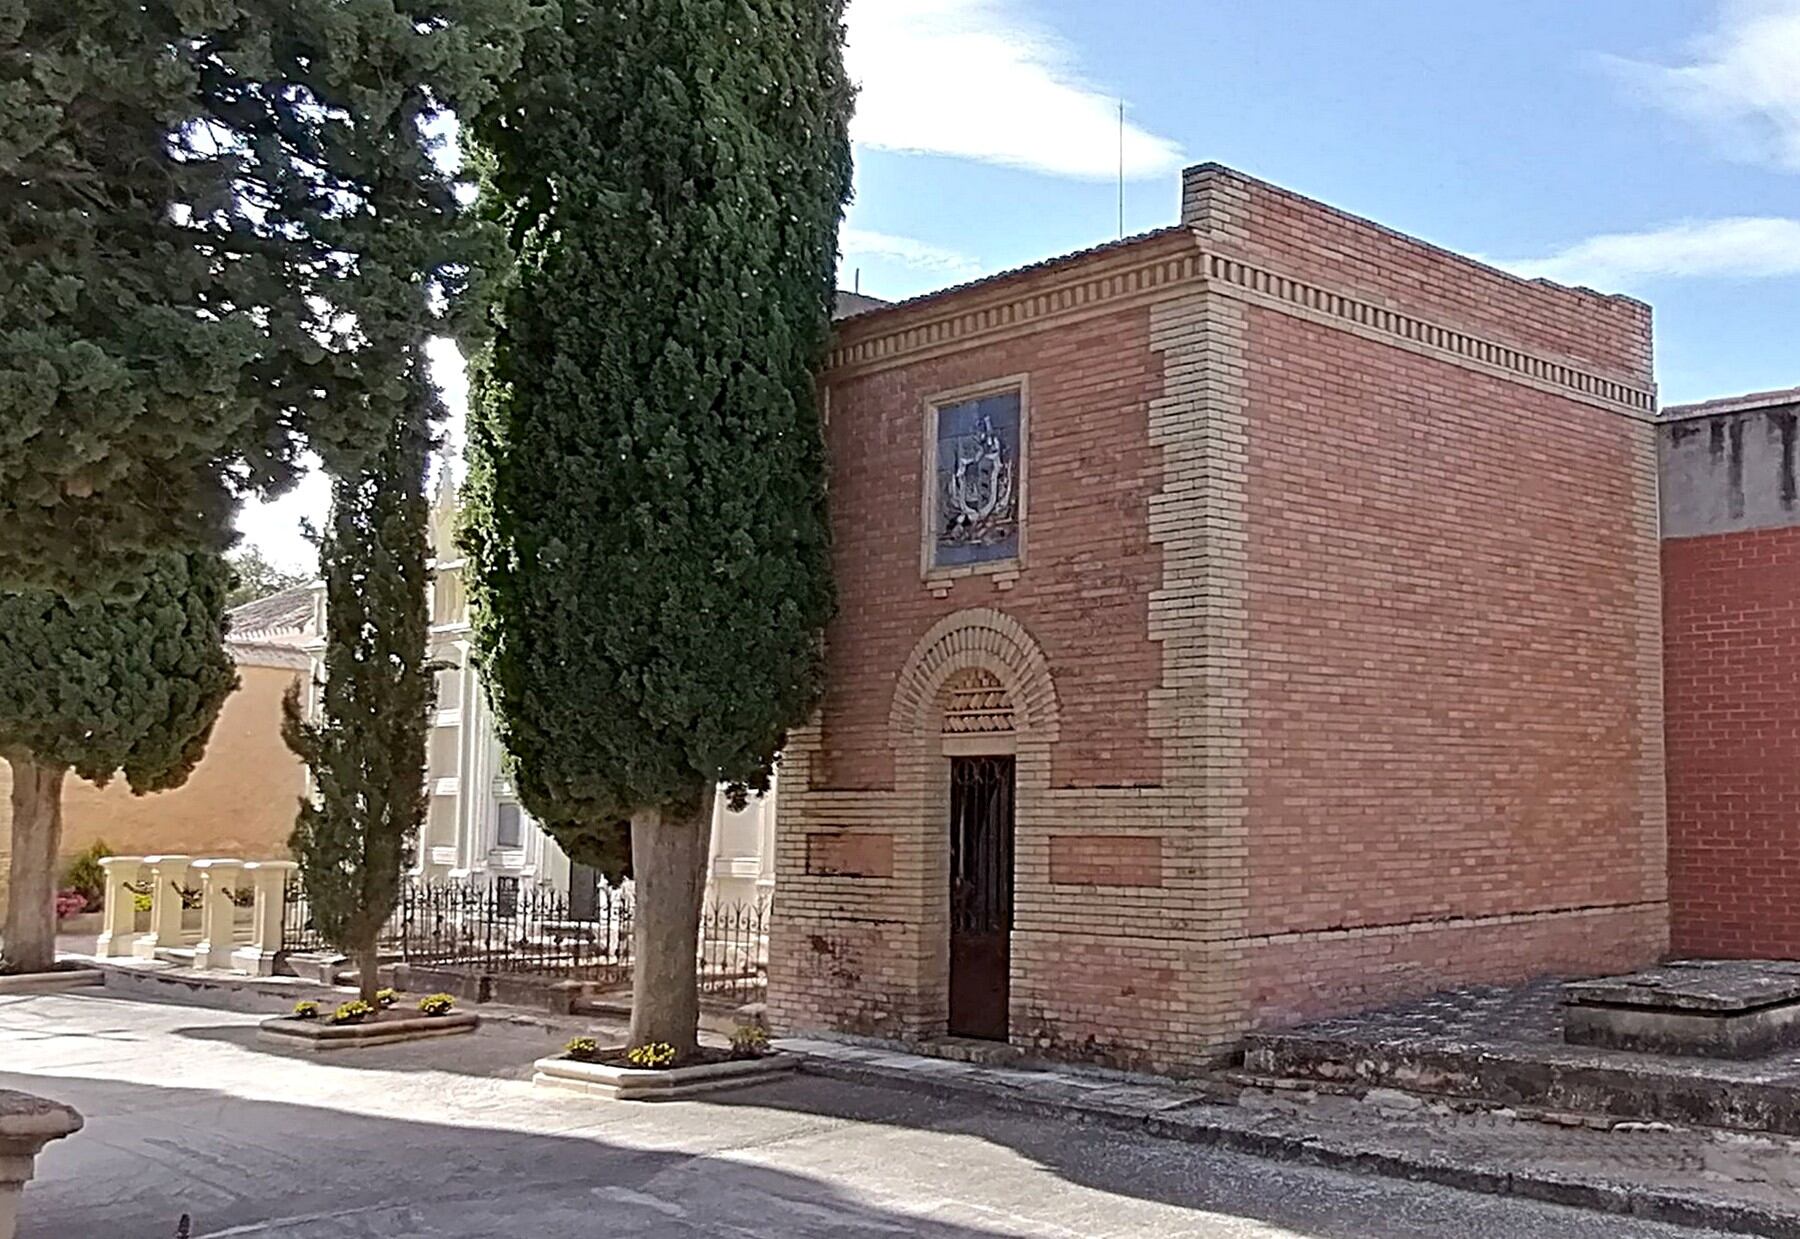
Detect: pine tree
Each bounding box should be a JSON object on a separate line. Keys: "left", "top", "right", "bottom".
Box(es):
{"left": 0, "top": 1, "right": 534, "bottom": 592}
{"left": 464, "top": 0, "right": 853, "bottom": 1057}
{"left": 226, "top": 547, "right": 309, "bottom": 609}
{"left": 282, "top": 382, "right": 435, "bottom": 1005}
{"left": 0, "top": 554, "right": 236, "bottom": 973}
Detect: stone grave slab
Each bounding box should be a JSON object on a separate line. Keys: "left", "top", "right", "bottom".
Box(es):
{"left": 1564, "top": 960, "right": 1800, "bottom": 1059}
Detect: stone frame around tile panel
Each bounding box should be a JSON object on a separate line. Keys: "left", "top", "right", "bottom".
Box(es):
{"left": 920, "top": 374, "right": 1031, "bottom": 586}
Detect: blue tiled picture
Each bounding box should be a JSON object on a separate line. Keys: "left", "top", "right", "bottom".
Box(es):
{"left": 933, "top": 390, "right": 1021, "bottom": 568}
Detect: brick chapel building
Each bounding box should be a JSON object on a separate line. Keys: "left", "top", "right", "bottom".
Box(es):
{"left": 768, "top": 163, "right": 1672, "bottom": 1073}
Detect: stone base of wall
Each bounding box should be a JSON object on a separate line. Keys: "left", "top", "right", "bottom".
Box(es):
{"left": 1245, "top": 902, "right": 1669, "bottom": 1032}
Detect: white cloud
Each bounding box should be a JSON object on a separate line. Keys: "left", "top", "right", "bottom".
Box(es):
{"left": 845, "top": 0, "right": 1184, "bottom": 180}
{"left": 1495, "top": 216, "right": 1800, "bottom": 288}
{"left": 1606, "top": 0, "right": 1800, "bottom": 170}
{"left": 841, "top": 227, "right": 982, "bottom": 278}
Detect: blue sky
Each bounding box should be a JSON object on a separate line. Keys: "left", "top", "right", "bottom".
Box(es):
{"left": 240, "top": 0, "right": 1800, "bottom": 570}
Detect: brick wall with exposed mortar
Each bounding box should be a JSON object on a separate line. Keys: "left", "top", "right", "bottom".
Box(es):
{"left": 1202, "top": 166, "right": 1666, "bottom": 1028}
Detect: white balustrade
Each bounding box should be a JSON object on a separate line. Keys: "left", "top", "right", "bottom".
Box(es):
{"left": 92, "top": 857, "right": 145, "bottom": 958}
{"left": 231, "top": 860, "right": 297, "bottom": 976}
{"left": 130, "top": 855, "right": 192, "bottom": 961}
{"left": 190, "top": 859, "right": 245, "bottom": 971}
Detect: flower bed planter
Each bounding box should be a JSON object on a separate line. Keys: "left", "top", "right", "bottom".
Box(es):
{"left": 0, "top": 966, "right": 103, "bottom": 995}
{"left": 257, "top": 1009, "right": 479, "bottom": 1051}
{"left": 532, "top": 1049, "right": 795, "bottom": 1101}
{"left": 56, "top": 911, "right": 102, "bottom": 935}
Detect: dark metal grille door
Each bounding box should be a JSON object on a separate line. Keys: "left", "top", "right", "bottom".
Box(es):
{"left": 568, "top": 863, "right": 600, "bottom": 922}
{"left": 948, "top": 755, "right": 1015, "bottom": 1040}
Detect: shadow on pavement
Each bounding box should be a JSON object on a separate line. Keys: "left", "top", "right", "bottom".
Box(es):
{"left": 7, "top": 1071, "right": 1018, "bottom": 1239}
{"left": 698, "top": 1073, "right": 1689, "bottom": 1239}
{"left": 11, "top": 993, "right": 1696, "bottom": 1238}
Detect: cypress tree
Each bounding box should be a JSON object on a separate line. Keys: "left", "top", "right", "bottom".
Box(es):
{"left": 282, "top": 385, "right": 435, "bottom": 1005}
{"left": 0, "top": 1, "right": 533, "bottom": 592}
{"left": 0, "top": 553, "right": 236, "bottom": 973}
{"left": 269, "top": 0, "right": 535, "bottom": 1002}
{"left": 465, "top": 0, "right": 853, "bottom": 1056}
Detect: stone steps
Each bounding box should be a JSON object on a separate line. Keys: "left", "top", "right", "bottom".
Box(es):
{"left": 1242, "top": 1027, "right": 1800, "bottom": 1137}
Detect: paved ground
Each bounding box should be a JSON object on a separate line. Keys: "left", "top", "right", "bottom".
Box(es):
{"left": 0, "top": 991, "right": 1735, "bottom": 1238}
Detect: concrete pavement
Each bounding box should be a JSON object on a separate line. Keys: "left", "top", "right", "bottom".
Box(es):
{"left": 0, "top": 991, "right": 1734, "bottom": 1237}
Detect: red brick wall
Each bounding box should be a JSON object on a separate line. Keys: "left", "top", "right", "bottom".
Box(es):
{"left": 1248, "top": 905, "right": 1666, "bottom": 1030}
{"left": 1048, "top": 833, "right": 1163, "bottom": 887}
{"left": 778, "top": 166, "right": 1669, "bottom": 1062}
{"left": 1185, "top": 165, "right": 1653, "bottom": 380}
{"left": 1242, "top": 309, "right": 1666, "bottom": 1021}
{"left": 1665, "top": 526, "right": 1800, "bottom": 957}
{"left": 816, "top": 306, "right": 1164, "bottom": 792}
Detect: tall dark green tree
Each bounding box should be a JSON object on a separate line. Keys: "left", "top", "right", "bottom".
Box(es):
{"left": 264, "top": 0, "right": 534, "bottom": 1005}
{"left": 464, "top": 0, "right": 853, "bottom": 1056}
{"left": 282, "top": 387, "right": 435, "bottom": 1005}
{"left": 0, "top": 553, "right": 236, "bottom": 973}
{"left": 0, "top": 1, "right": 533, "bottom": 592}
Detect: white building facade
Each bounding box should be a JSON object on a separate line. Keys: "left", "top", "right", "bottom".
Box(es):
{"left": 302, "top": 481, "right": 778, "bottom": 907}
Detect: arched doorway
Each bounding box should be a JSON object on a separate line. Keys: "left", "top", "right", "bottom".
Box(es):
{"left": 886, "top": 610, "right": 1059, "bottom": 1043}
{"left": 942, "top": 670, "right": 1017, "bottom": 1039}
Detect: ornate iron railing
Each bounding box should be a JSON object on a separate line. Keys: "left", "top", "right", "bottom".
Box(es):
{"left": 281, "top": 876, "right": 769, "bottom": 1004}
{"left": 280, "top": 880, "right": 410, "bottom": 956}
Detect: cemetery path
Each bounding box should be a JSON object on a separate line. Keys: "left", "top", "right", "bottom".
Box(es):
{"left": 1, "top": 990, "right": 1734, "bottom": 1238}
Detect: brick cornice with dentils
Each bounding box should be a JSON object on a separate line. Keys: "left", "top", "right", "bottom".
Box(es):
{"left": 825, "top": 230, "right": 1657, "bottom": 422}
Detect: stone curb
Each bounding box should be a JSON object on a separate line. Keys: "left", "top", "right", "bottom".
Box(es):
{"left": 791, "top": 1049, "right": 1800, "bottom": 1239}
{"left": 258, "top": 1010, "right": 481, "bottom": 1051}
{"left": 0, "top": 969, "right": 103, "bottom": 995}
{"left": 533, "top": 1051, "right": 797, "bottom": 1101}
{"left": 73, "top": 959, "right": 605, "bottom": 1029}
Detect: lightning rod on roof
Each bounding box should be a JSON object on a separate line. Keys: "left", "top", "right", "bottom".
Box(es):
{"left": 1118, "top": 99, "right": 1126, "bottom": 239}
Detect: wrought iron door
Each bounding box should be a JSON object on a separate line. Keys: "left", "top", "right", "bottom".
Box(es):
{"left": 948, "top": 755, "right": 1015, "bottom": 1040}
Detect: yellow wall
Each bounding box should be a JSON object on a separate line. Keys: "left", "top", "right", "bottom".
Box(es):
{"left": 0, "top": 665, "right": 305, "bottom": 907}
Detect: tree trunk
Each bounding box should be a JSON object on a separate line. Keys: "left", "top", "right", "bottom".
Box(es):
{"left": 357, "top": 940, "right": 380, "bottom": 1006}
{"left": 628, "top": 788, "right": 714, "bottom": 1059}
{"left": 2, "top": 752, "right": 67, "bottom": 975}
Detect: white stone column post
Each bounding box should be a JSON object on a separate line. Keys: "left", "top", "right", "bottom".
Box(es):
{"left": 191, "top": 859, "right": 244, "bottom": 971}
{"left": 92, "top": 857, "right": 144, "bottom": 958}
{"left": 231, "top": 860, "right": 297, "bottom": 976}
{"left": 0, "top": 1089, "right": 82, "bottom": 1239}
{"left": 130, "top": 855, "right": 191, "bottom": 960}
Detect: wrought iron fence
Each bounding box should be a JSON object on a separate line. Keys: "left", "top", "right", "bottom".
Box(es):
{"left": 397, "top": 879, "right": 636, "bottom": 987}
{"left": 282, "top": 875, "right": 769, "bottom": 1004}
{"left": 695, "top": 897, "right": 771, "bottom": 1006}
{"left": 281, "top": 879, "right": 408, "bottom": 956}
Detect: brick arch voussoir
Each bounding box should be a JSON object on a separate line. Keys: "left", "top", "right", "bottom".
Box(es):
{"left": 888, "top": 608, "right": 1061, "bottom": 743}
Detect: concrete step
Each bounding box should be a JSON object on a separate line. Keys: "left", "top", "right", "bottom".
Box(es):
{"left": 1243, "top": 1025, "right": 1800, "bottom": 1137}
{"left": 913, "top": 1036, "right": 1030, "bottom": 1067}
